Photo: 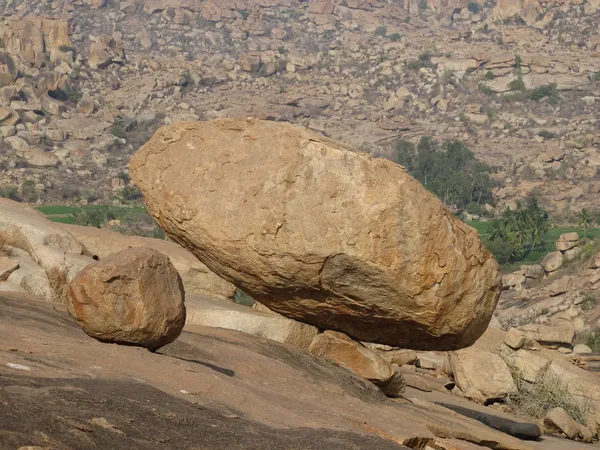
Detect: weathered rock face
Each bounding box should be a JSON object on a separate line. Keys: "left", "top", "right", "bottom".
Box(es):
{"left": 0, "top": 17, "right": 71, "bottom": 67}
{"left": 449, "top": 348, "right": 516, "bottom": 403}
{"left": 130, "top": 118, "right": 501, "bottom": 350}
{"left": 60, "top": 224, "right": 236, "bottom": 299}
{"left": 68, "top": 248, "right": 186, "bottom": 351}
{"left": 541, "top": 251, "right": 563, "bottom": 273}
{"left": 544, "top": 407, "right": 579, "bottom": 440}
{"left": 519, "top": 319, "right": 575, "bottom": 348}
{"left": 0, "top": 198, "right": 93, "bottom": 300}
{"left": 493, "top": 0, "right": 542, "bottom": 25}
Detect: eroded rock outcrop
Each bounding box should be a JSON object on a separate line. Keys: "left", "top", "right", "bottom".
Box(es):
{"left": 130, "top": 118, "right": 501, "bottom": 350}
{"left": 61, "top": 224, "right": 236, "bottom": 299}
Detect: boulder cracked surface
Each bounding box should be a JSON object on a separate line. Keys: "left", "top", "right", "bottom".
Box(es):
{"left": 130, "top": 118, "right": 501, "bottom": 350}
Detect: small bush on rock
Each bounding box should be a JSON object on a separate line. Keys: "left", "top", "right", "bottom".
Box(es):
{"left": 0, "top": 185, "right": 21, "bottom": 202}
{"left": 375, "top": 26, "right": 387, "bottom": 36}
{"left": 529, "top": 84, "right": 557, "bottom": 101}
{"left": 467, "top": 2, "right": 481, "bottom": 13}
{"left": 506, "top": 362, "right": 592, "bottom": 427}
{"left": 47, "top": 266, "right": 70, "bottom": 304}
{"left": 0, "top": 229, "right": 9, "bottom": 256}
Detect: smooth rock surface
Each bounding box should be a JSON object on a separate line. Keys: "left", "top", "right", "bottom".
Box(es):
{"left": 544, "top": 407, "right": 578, "bottom": 439}
{"left": 541, "top": 251, "right": 563, "bottom": 273}
{"left": 185, "top": 294, "right": 318, "bottom": 349}
{"left": 449, "top": 348, "right": 516, "bottom": 403}
{"left": 130, "top": 118, "right": 501, "bottom": 350}
{"left": 309, "top": 330, "right": 394, "bottom": 385}
{"left": 68, "top": 247, "right": 186, "bottom": 350}
{"left": 519, "top": 320, "right": 575, "bottom": 348}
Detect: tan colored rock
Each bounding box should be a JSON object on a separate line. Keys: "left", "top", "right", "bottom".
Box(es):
{"left": 0, "top": 106, "right": 17, "bottom": 124}
{"left": 503, "top": 348, "right": 551, "bottom": 383}
{"left": 521, "top": 264, "right": 544, "bottom": 280}
{"left": 379, "top": 365, "right": 406, "bottom": 397}
{"left": 86, "top": 0, "right": 107, "bottom": 7}
{"left": 5, "top": 249, "right": 52, "bottom": 300}
{"left": 77, "top": 96, "right": 95, "bottom": 116}
{"left": 240, "top": 54, "right": 261, "bottom": 72}
{"left": 590, "top": 252, "right": 600, "bottom": 269}
{"left": 544, "top": 407, "right": 578, "bottom": 439}
{"left": 564, "top": 247, "right": 582, "bottom": 263}
{"left": 185, "top": 294, "right": 318, "bottom": 349}
{"left": 493, "top": 0, "right": 541, "bottom": 26}
{"left": 0, "top": 198, "right": 84, "bottom": 270}
{"left": 88, "top": 43, "right": 112, "bottom": 69}
{"left": 60, "top": 224, "right": 235, "bottom": 299}
{"left": 5, "top": 136, "right": 29, "bottom": 152}
{"left": 68, "top": 248, "right": 186, "bottom": 351}
{"left": 1, "top": 17, "right": 70, "bottom": 67}
{"left": 538, "top": 147, "right": 565, "bottom": 163}
{"left": 546, "top": 276, "right": 573, "bottom": 296}
{"left": 573, "top": 344, "right": 592, "bottom": 354}
{"left": 379, "top": 349, "right": 418, "bottom": 366}
{"left": 504, "top": 328, "right": 542, "bottom": 351}
{"left": 465, "top": 113, "right": 488, "bottom": 125}
{"left": 541, "top": 251, "right": 563, "bottom": 273}
{"left": 416, "top": 352, "right": 448, "bottom": 371}
{"left": 449, "top": 348, "right": 516, "bottom": 403}
{"left": 40, "top": 94, "right": 65, "bottom": 116}
{"left": 502, "top": 272, "right": 526, "bottom": 290}
{"left": 0, "top": 257, "right": 19, "bottom": 281}
{"left": 556, "top": 232, "right": 579, "bottom": 252}
{"left": 0, "top": 52, "right": 19, "bottom": 86}
{"left": 130, "top": 119, "right": 501, "bottom": 350}
{"left": 519, "top": 320, "right": 574, "bottom": 348}
{"left": 120, "top": 1, "right": 136, "bottom": 14}
{"left": 88, "top": 34, "right": 125, "bottom": 69}
{"left": 577, "top": 423, "right": 594, "bottom": 442}
{"left": 309, "top": 331, "right": 394, "bottom": 385}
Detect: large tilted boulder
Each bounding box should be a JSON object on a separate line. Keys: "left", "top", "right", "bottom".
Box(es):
{"left": 68, "top": 247, "right": 186, "bottom": 351}
{"left": 130, "top": 118, "right": 501, "bottom": 350}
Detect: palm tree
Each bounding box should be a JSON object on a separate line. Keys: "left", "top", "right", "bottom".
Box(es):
{"left": 579, "top": 209, "right": 592, "bottom": 238}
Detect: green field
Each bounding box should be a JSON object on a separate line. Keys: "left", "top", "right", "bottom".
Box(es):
{"left": 37, "top": 205, "right": 147, "bottom": 225}
{"left": 467, "top": 220, "right": 600, "bottom": 270}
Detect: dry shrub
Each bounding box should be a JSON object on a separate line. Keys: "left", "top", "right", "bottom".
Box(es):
{"left": 0, "top": 227, "right": 30, "bottom": 256}
{"left": 506, "top": 362, "right": 592, "bottom": 427}
{"left": 46, "top": 266, "right": 70, "bottom": 305}
{"left": 0, "top": 229, "right": 9, "bottom": 256}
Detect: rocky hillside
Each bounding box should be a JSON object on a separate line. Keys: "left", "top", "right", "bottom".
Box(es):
{"left": 0, "top": 0, "right": 599, "bottom": 217}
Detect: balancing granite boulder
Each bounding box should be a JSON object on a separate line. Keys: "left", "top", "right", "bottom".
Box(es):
{"left": 130, "top": 118, "right": 501, "bottom": 350}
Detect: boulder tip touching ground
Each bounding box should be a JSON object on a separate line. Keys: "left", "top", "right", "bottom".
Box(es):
{"left": 130, "top": 118, "right": 501, "bottom": 350}
{"left": 68, "top": 247, "right": 186, "bottom": 351}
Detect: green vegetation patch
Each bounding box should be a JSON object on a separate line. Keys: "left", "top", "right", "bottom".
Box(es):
{"left": 393, "top": 137, "right": 494, "bottom": 212}
{"left": 469, "top": 218, "right": 600, "bottom": 269}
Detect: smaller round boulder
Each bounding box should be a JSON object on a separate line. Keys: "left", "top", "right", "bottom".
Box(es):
{"left": 68, "top": 247, "right": 186, "bottom": 350}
